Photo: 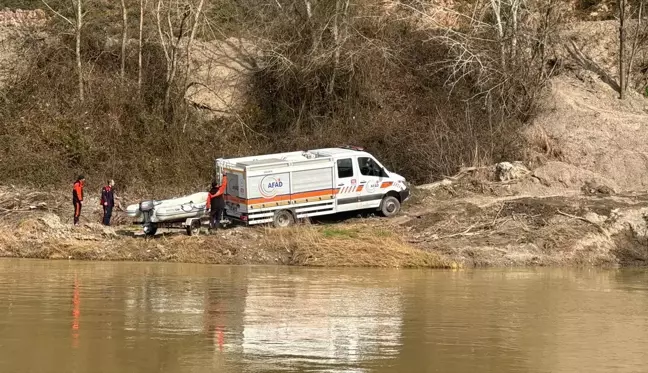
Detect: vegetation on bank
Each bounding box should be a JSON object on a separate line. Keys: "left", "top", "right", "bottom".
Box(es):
{"left": 0, "top": 0, "right": 572, "bottom": 192}
{"left": 0, "top": 213, "right": 449, "bottom": 268}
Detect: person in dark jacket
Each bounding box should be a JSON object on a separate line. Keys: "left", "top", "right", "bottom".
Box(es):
{"left": 206, "top": 174, "right": 228, "bottom": 231}
{"left": 72, "top": 175, "right": 85, "bottom": 226}
{"left": 100, "top": 179, "right": 115, "bottom": 226}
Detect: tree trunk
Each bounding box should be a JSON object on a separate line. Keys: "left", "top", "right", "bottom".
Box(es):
{"left": 138, "top": 0, "right": 146, "bottom": 93}
{"left": 619, "top": 0, "right": 626, "bottom": 99}
{"left": 76, "top": 0, "right": 84, "bottom": 102}
{"left": 511, "top": 0, "right": 520, "bottom": 61}
{"left": 328, "top": 0, "right": 350, "bottom": 96}
{"left": 120, "top": 0, "right": 128, "bottom": 81}
{"left": 184, "top": 0, "right": 205, "bottom": 87}
{"left": 155, "top": 0, "right": 172, "bottom": 113}
{"left": 303, "top": 0, "right": 317, "bottom": 52}
{"left": 163, "top": 8, "right": 189, "bottom": 118}
{"left": 627, "top": 0, "right": 644, "bottom": 92}
{"left": 489, "top": 0, "right": 506, "bottom": 70}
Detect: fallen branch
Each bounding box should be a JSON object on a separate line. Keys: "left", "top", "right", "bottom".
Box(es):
{"left": 557, "top": 209, "right": 609, "bottom": 237}
{"left": 491, "top": 203, "right": 506, "bottom": 227}
{"left": 444, "top": 166, "right": 490, "bottom": 181}
{"left": 439, "top": 223, "right": 480, "bottom": 239}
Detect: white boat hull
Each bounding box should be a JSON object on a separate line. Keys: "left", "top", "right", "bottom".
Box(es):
{"left": 126, "top": 192, "right": 208, "bottom": 224}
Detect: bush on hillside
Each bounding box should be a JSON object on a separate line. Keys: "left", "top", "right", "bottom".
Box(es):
{"left": 0, "top": 0, "right": 564, "bottom": 190}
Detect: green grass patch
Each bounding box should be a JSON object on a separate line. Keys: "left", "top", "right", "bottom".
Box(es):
{"left": 321, "top": 227, "right": 360, "bottom": 239}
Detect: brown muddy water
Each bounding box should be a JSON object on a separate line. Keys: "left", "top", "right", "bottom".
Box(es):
{"left": 0, "top": 260, "right": 647, "bottom": 373}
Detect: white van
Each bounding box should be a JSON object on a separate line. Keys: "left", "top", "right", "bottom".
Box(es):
{"left": 216, "top": 146, "right": 410, "bottom": 227}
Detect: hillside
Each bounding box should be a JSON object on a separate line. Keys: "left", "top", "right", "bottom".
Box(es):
{"left": 527, "top": 19, "right": 648, "bottom": 192}
{"left": 0, "top": 1, "right": 647, "bottom": 196}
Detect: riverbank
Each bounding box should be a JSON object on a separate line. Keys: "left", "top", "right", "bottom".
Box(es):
{"left": 0, "top": 218, "right": 445, "bottom": 268}
{"left": 2, "top": 179, "right": 648, "bottom": 268}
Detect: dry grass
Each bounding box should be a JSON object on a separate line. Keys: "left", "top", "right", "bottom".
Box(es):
{"left": 0, "top": 212, "right": 447, "bottom": 268}
{"left": 263, "top": 224, "right": 448, "bottom": 268}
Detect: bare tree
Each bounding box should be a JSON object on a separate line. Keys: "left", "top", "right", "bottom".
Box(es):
{"left": 327, "top": 0, "right": 350, "bottom": 95}
{"left": 42, "top": 0, "right": 84, "bottom": 102}
{"left": 156, "top": 0, "right": 185, "bottom": 115}
{"left": 619, "top": 0, "right": 627, "bottom": 99}
{"left": 74, "top": 0, "right": 83, "bottom": 101}
{"left": 510, "top": 0, "right": 523, "bottom": 60}
{"left": 396, "top": 0, "right": 563, "bottom": 116}
{"left": 138, "top": 0, "right": 147, "bottom": 93}
{"left": 121, "top": 0, "right": 128, "bottom": 81}
{"left": 184, "top": 0, "right": 205, "bottom": 85}
{"left": 489, "top": 0, "right": 507, "bottom": 69}
{"left": 626, "top": 0, "right": 647, "bottom": 92}
{"left": 155, "top": 0, "right": 205, "bottom": 117}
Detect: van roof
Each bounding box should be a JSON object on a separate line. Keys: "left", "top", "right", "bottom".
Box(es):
{"left": 216, "top": 148, "right": 372, "bottom": 170}
{"left": 312, "top": 148, "right": 369, "bottom": 157}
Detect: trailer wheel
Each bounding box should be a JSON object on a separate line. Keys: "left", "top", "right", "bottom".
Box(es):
{"left": 273, "top": 210, "right": 295, "bottom": 228}
{"left": 143, "top": 223, "right": 158, "bottom": 236}
{"left": 380, "top": 196, "right": 401, "bottom": 218}
{"left": 186, "top": 219, "right": 201, "bottom": 236}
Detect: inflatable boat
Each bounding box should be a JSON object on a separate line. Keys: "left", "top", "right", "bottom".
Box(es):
{"left": 126, "top": 192, "right": 208, "bottom": 235}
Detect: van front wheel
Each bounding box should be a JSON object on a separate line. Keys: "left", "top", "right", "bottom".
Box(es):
{"left": 380, "top": 196, "right": 401, "bottom": 217}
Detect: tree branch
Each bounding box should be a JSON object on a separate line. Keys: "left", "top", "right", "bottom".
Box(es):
{"left": 42, "top": 0, "right": 74, "bottom": 26}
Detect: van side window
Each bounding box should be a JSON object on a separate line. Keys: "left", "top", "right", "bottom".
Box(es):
{"left": 359, "top": 157, "right": 382, "bottom": 177}
{"left": 337, "top": 158, "right": 354, "bottom": 178}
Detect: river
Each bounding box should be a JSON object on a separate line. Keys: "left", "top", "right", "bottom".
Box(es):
{"left": 0, "top": 260, "right": 646, "bottom": 372}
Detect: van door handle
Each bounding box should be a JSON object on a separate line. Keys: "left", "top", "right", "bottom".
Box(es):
{"left": 337, "top": 183, "right": 344, "bottom": 186}
{"left": 360, "top": 181, "right": 366, "bottom": 184}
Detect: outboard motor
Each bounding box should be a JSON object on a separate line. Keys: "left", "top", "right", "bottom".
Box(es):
{"left": 139, "top": 200, "right": 157, "bottom": 236}
{"left": 139, "top": 200, "right": 155, "bottom": 223}
{"left": 140, "top": 200, "right": 155, "bottom": 212}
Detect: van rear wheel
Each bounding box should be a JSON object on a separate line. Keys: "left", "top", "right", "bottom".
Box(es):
{"left": 380, "top": 196, "right": 401, "bottom": 217}
{"left": 273, "top": 210, "right": 295, "bottom": 228}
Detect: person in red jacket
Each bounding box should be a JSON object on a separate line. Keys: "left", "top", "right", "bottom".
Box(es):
{"left": 206, "top": 173, "right": 227, "bottom": 231}
{"left": 72, "top": 175, "right": 85, "bottom": 226}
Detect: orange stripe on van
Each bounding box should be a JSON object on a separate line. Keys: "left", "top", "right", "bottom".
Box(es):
{"left": 225, "top": 195, "right": 246, "bottom": 204}
{"left": 226, "top": 189, "right": 336, "bottom": 206}
{"left": 248, "top": 194, "right": 291, "bottom": 205}
{"left": 356, "top": 185, "right": 364, "bottom": 192}
{"left": 381, "top": 182, "right": 393, "bottom": 188}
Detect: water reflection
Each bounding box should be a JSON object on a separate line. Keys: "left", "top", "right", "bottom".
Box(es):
{"left": 0, "top": 261, "right": 647, "bottom": 373}
{"left": 72, "top": 274, "right": 80, "bottom": 348}
{"left": 241, "top": 274, "right": 402, "bottom": 372}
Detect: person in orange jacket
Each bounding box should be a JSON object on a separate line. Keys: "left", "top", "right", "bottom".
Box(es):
{"left": 72, "top": 175, "right": 85, "bottom": 226}
{"left": 206, "top": 173, "right": 228, "bottom": 231}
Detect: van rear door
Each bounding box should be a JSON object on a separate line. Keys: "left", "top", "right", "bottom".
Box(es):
{"left": 222, "top": 170, "right": 246, "bottom": 217}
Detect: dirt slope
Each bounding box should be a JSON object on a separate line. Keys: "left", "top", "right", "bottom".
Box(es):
{"left": 526, "top": 19, "right": 648, "bottom": 192}
{"left": 528, "top": 73, "right": 648, "bottom": 192}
